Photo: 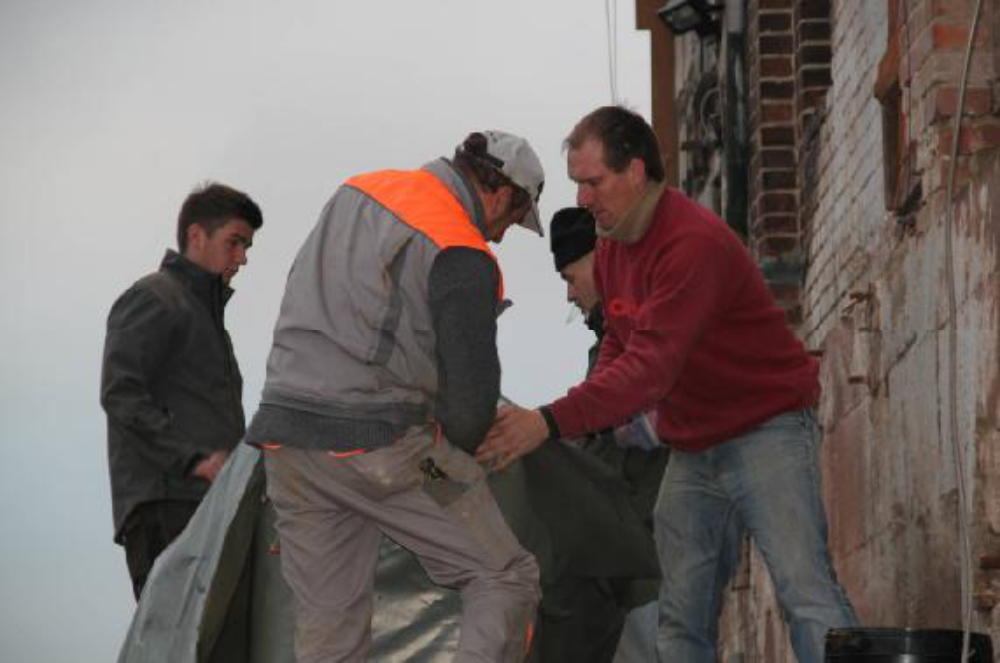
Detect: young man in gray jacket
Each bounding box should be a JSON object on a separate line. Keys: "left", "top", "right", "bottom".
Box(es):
{"left": 246, "top": 131, "right": 545, "bottom": 662}
{"left": 101, "top": 182, "right": 263, "bottom": 599}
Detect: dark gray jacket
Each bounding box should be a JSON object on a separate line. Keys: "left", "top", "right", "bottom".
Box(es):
{"left": 101, "top": 250, "right": 245, "bottom": 542}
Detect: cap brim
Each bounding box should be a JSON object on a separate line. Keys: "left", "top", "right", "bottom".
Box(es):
{"left": 519, "top": 202, "right": 544, "bottom": 237}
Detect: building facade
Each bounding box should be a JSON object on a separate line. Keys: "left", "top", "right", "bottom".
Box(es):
{"left": 643, "top": 0, "right": 1000, "bottom": 659}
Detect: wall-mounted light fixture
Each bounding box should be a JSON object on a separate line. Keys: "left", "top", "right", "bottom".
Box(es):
{"left": 658, "top": 0, "right": 723, "bottom": 37}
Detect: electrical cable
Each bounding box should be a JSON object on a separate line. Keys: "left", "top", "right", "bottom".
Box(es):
{"left": 605, "top": 0, "right": 619, "bottom": 103}
{"left": 943, "top": 0, "right": 983, "bottom": 659}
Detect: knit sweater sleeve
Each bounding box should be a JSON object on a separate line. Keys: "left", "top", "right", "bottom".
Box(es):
{"left": 591, "top": 310, "right": 624, "bottom": 375}
{"left": 428, "top": 247, "right": 501, "bottom": 453}
{"left": 547, "top": 231, "right": 733, "bottom": 438}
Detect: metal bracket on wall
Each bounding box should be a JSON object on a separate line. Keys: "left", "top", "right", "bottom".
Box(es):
{"left": 841, "top": 285, "right": 881, "bottom": 387}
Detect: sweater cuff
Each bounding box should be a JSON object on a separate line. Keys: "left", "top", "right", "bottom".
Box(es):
{"left": 539, "top": 407, "right": 561, "bottom": 442}
{"left": 183, "top": 452, "right": 206, "bottom": 478}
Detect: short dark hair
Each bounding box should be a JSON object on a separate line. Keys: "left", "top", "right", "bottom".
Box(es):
{"left": 564, "top": 106, "right": 665, "bottom": 183}
{"left": 453, "top": 133, "right": 531, "bottom": 214}
{"left": 176, "top": 182, "right": 263, "bottom": 252}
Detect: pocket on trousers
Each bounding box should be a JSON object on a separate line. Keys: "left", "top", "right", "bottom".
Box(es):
{"left": 340, "top": 427, "right": 436, "bottom": 500}
{"left": 422, "top": 442, "right": 524, "bottom": 569}
{"left": 418, "top": 440, "right": 483, "bottom": 508}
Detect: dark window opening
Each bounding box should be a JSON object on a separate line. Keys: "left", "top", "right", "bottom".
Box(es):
{"left": 874, "top": 0, "right": 921, "bottom": 214}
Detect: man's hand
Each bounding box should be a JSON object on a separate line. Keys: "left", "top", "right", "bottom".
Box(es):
{"left": 476, "top": 405, "right": 548, "bottom": 472}
{"left": 191, "top": 450, "right": 228, "bottom": 483}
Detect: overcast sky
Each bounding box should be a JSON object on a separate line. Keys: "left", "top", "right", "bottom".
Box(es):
{"left": 0, "top": 1, "right": 651, "bottom": 660}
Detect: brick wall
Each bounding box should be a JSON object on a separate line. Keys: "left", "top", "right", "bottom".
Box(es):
{"left": 804, "top": 0, "right": 892, "bottom": 632}
{"left": 795, "top": 0, "right": 833, "bottom": 320}
{"left": 718, "top": 2, "right": 840, "bottom": 659}
{"left": 748, "top": 0, "right": 804, "bottom": 325}
{"left": 773, "top": 0, "right": 1000, "bottom": 656}
{"left": 803, "top": 2, "right": 889, "bottom": 347}
{"left": 665, "top": 0, "right": 1000, "bottom": 658}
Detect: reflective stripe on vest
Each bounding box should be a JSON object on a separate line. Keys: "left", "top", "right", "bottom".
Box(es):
{"left": 346, "top": 169, "right": 504, "bottom": 298}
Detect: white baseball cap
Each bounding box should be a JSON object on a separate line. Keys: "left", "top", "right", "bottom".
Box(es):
{"left": 474, "top": 130, "right": 546, "bottom": 236}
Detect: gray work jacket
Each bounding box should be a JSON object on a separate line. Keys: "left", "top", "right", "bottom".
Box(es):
{"left": 248, "top": 159, "right": 502, "bottom": 454}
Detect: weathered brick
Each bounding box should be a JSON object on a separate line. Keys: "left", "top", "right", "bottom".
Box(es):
{"left": 799, "top": 0, "right": 831, "bottom": 20}
{"left": 760, "top": 56, "right": 794, "bottom": 77}
{"left": 932, "top": 158, "right": 972, "bottom": 190}
{"left": 762, "top": 169, "right": 798, "bottom": 188}
{"left": 930, "top": 0, "right": 975, "bottom": 18}
{"left": 930, "top": 86, "right": 993, "bottom": 121}
{"left": 912, "top": 52, "right": 993, "bottom": 101}
{"left": 759, "top": 12, "right": 792, "bottom": 33}
{"left": 761, "top": 148, "right": 796, "bottom": 168}
{"left": 931, "top": 20, "right": 989, "bottom": 51}
{"left": 761, "top": 102, "right": 795, "bottom": 123}
{"left": 754, "top": 213, "right": 799, "bottom": 234}
{"left": 907, "top": 21, "right": 937, "bottom": 75}
{"left": 758, "top": 192, "right": 797, "bottom": 213}
{"left": 756, "top": 234, "right": 800, "bottom": 256}
{"left": 761, "top": 80, "right": 795, "bottom": 99}
{"left": 936, "top": 119, "right": 1000, "bottom": 155}
{"left": 800, "top": 67, "right": 833, "bottom": 88}
{"left": 761, "top": 125, "right": 796, "bottom": 145}
{"left": 800, "top": 43, "right": 833, "bottom": 66}
{"left": 933, "top": 22, "right": 968, "bottom": 50}
{"left": 760, "top": 34, "right": 795, "bottom": 55}
{"left": 798, "top": 20, "right": 832, "bottom": 42}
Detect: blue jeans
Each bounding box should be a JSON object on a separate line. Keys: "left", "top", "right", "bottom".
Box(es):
{"left": 654, "top": 409, "right": 858, "bottom": 662}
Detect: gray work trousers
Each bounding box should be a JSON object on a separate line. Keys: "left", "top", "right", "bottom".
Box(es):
{"left": 263, "top": 426, "right": 540, "bottom": 663}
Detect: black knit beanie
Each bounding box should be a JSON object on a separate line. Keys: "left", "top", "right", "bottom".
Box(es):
{"left": 549, "top": 207, "right": 597, "bottom": 272}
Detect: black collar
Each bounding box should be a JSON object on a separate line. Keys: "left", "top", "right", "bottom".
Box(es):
{"left": 586, "top": 305, "right": 605, "bottom": 340}
{"left": 159, "top": 249, "right": 234, "bottom": 307}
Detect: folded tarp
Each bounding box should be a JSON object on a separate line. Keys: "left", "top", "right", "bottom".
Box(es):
{"left": 119, "top": 437, "right": 658, "bottom": 662}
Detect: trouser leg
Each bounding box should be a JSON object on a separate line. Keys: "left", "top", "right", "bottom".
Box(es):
{"left": 266, "top": 432, "right": 539, "bottom": 663}
{"left": 654, "top": 450, "right": 742, "bottom": 663}
{"left": 265, "top": 449, "right": 383, "bottom": 663}
{"left": 718, "top": 410, "right": 858, "bottom": 663}
{"left": 122, "top": 499, "right": 199, "bottom": 601}
{"left": 529, "top": 575, "right": 624, "bottom": 663}
{"left": 381, "top": 438, "right": 539, "bottom": 663}
{"left": 614, "top": 601, "right": 658, "bottom": 663}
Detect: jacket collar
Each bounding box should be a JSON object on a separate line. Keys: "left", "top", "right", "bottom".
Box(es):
{"left": 160, "top": 249, "right": 234, "bottom": 306}
{"left": 422, "top": 158, "right": 489, "bottom": 240}
{"left": 596, "top": 179, "right": 669, "bottom": 244}
{"left": 586, "top": 305, "right": 605, "bottom": 340}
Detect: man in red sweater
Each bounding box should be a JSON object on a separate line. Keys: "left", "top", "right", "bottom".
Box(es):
{"left": 478, "top": 106, "right": 858, "bottom": 662}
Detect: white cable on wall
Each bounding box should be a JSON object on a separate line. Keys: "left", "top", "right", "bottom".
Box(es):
{"left": 605, "top": 0, "right": 619, "bottom": 104}
{"left": 943, "top": 0, "right": 983, "bottom": 659}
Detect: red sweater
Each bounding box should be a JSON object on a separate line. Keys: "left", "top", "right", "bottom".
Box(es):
{"left": 547, "top": 188, "right": 819, "bottom": 453}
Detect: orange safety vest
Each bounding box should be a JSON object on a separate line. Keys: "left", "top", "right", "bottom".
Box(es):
{"left": 347, "top": 169, "right": 504, "bottom": 298}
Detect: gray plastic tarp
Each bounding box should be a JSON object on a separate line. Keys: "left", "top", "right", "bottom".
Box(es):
{"left": 118, "top": 439, "right": 658, "bottom": 662}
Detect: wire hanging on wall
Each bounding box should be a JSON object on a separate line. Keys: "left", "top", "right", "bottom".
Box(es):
{"left": 605, "top": 0, "right": 619, "bottom": 104}
{"left": 944, "top": 0, "right": 984, "bottom": 660}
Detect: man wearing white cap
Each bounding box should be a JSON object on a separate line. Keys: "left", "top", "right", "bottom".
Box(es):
{"left": 245, "top": 131, "right": 544, "bottom": 662}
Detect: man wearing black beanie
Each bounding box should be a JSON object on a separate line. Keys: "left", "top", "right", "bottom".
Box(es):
{"left": 528, "top": 207, "right": 669, "bottom": 663}
{"left": 550, "top": 207, "right": 604, "bottom": 368}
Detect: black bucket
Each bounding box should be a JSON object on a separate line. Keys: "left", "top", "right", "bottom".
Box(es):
{"left": 825, "top": 628, "right": 993, "bottom": 662}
